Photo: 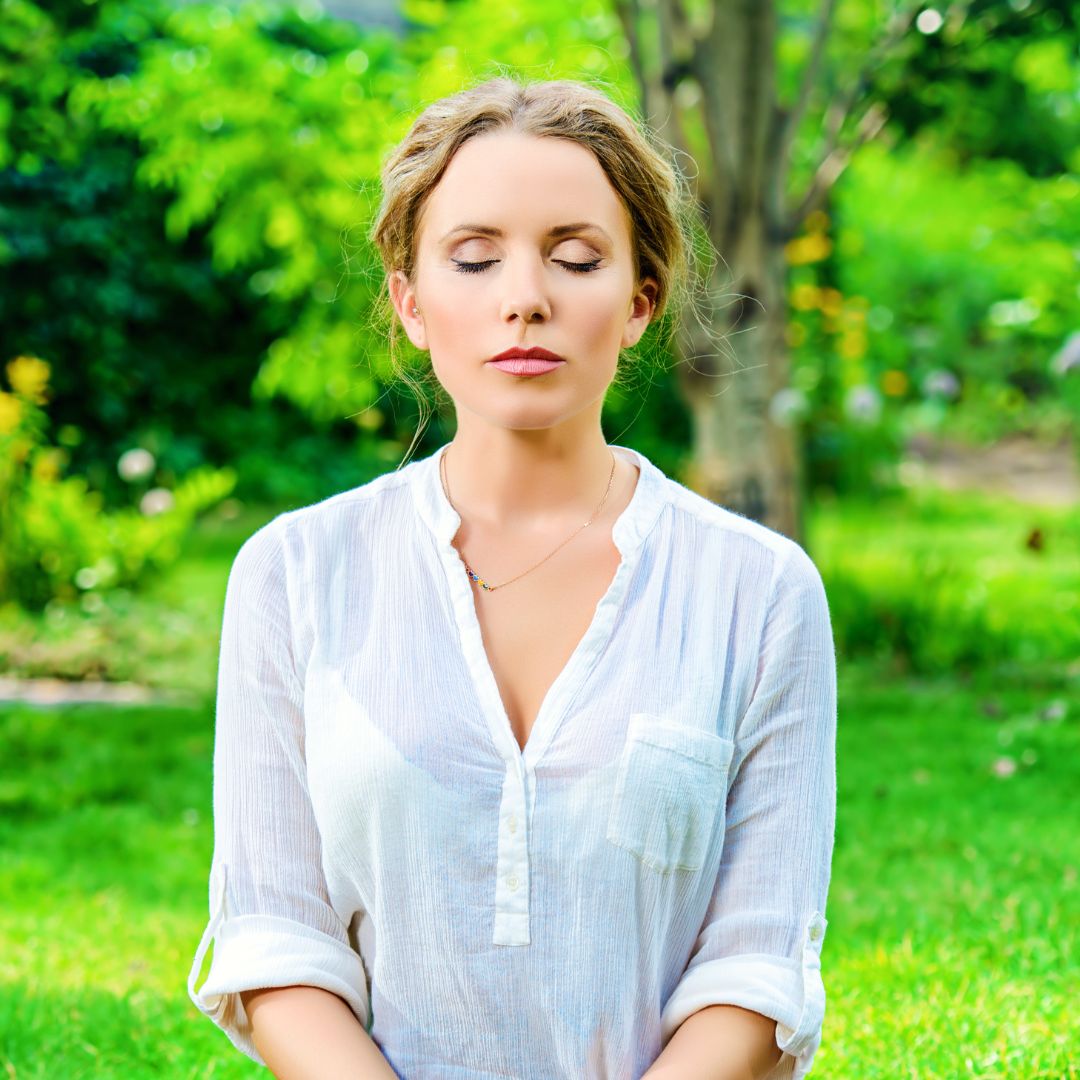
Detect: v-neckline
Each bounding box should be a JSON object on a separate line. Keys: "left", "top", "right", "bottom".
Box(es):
{"left": 421, "top": 443, "right": 660, "bottom": 770}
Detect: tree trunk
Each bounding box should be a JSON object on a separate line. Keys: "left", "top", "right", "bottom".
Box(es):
{"left": 616, "top": 0, "right": 890, "bottom": 545}
{"left": 676, "top": 205, "right": 801, "bottom": 541}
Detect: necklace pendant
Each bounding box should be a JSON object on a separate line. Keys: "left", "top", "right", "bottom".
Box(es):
{"left": 465, "top": 563, "right": 494, "bottom": 591}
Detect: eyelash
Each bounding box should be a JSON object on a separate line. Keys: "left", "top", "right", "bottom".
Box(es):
{"left": 452, "top": 259, "right": 601, "bottom": 275}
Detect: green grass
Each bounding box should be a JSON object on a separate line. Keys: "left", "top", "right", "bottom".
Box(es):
{"left": 0, "top": 699, "right": 261, "bottom": 1078}
{"left": 810, "top": 483, "right": 1080, "bottom": 677}
{"left": 1, "top": 485, "right": 1078, "bottom": 1076}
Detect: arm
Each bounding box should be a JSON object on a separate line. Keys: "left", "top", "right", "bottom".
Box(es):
{"left": 653, "top": 540, "right": 838, "bottom": 1080}
{"left": 187, "top": 518, "right": 380, "bottom": 1070}
{"left": 642, "top": 1004, "right": 782, "bottom": 1080}
{"left": 240, "top": 987, "right": 399, "bottom": 1080}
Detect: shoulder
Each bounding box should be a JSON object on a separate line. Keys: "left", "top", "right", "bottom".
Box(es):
{"left": 274, "top": 463, "right": 417, "bottom": 543}
{"left": 230, "top": 463, "right": 419, "bottom": 578}
{"left": 653, "top": 467, "right": 821, "bottom": 593}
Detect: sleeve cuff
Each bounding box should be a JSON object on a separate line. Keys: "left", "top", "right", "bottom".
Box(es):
{"left": 187, "top": 909, "right": 371, "bottom": 1065}
{"left": 660, "top": 912, "right": 828, "bottom": 1080}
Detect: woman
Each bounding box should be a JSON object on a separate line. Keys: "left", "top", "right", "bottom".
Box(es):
{"left": 188, "top": 76, "right": 837, "bottom": 1080}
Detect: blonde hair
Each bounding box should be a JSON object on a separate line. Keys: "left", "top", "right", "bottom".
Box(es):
{"left": 367, "top": 75, "right": 703, "bottom": 450}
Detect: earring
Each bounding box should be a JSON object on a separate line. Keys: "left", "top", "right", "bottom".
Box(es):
{"left": 412, "top": 306, "right": 420, "bottom": 316}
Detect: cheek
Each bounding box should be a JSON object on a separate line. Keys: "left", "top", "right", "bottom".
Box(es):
{"left": 423, "top": 288, "right": 477, "bottom": 346}
{"left": 569, "top": 283, "right": 630, "bottom": 342}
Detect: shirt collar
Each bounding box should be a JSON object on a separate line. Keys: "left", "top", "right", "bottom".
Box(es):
{"left": 410, "top": 441, "right": 666, "bottom": 558}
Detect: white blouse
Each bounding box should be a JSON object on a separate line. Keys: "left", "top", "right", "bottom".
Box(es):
{"left": 187, "top": 441, "right": 837, "bottom": 1080}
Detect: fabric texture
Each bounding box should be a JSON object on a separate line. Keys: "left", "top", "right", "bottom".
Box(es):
{"left": 187, "top": 441, "right": 837, "bottom": 1079}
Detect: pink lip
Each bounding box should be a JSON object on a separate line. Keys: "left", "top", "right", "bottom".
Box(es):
{"left": 487, "top": 347, "right": 566, "bottom": 377}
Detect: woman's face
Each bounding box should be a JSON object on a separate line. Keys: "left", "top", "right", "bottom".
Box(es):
{"left": 389, "top": 131, "right": 657, "bottom": 432}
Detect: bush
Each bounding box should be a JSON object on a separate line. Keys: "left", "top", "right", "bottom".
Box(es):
{"left": 811, "top": 485, "right": 1080, "bottom": 678}
{"left": 0, "top": 355, "right": 235, "bottom": 612}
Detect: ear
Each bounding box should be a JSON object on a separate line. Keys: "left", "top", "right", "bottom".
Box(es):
{"left": 621, "top": 276, "right": 659, "bottom": 350}
{"left": 388, "top": 269, "right": 429, "bottom": 351}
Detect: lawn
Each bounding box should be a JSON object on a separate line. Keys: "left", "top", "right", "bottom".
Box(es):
{"left": 1, "top": 488, "right": 1077, "bottom": 1078}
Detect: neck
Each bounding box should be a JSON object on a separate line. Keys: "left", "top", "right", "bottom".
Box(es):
{"left": 441, "top": 422, "right": 620, "bottom": 532}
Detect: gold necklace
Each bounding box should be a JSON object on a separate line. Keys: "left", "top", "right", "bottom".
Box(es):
{"left": 439, "top": 445, "right": 618, "bottom": 592}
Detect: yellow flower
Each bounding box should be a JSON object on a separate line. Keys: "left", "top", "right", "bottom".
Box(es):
{"left": 784, "top": 234, "right": 832, "bottom": 266}
{"left": 6, "top": 355, "right": 51, "bottom": 404}
{"left": 0, "top": 391, "right": 21, "bottom": 435}
{"left": 839, "top": 333, "right": 867, "bottom": 361}
{"left": 790, "top": 283, "right": 821, "bottom": 311}
{"left": 882, "top": 369, "right": 910, "bottom": 396}
{"left": 820, "top": 288, "right": 844, "bottom": 318}
{"left": 32, "top": 447, "right": 67, "bottom": 482}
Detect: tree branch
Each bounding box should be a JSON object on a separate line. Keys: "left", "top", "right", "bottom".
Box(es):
{"left": 693, "top": 0, "right": 738, "bottom": 195}
{"left": 785, "top": 1, "right": 920, "bottom": 232}
{"left": 738, "top": 0, "right": 775, "bottom": 206}
{"left": 777, "top": 0, "right": 837, "bottom": 173}
{"left": 786, "top": 101, "right": 888, "bottom": 232}
{"left": 613, "top": 0, "right": 655, "bottom": 126}
{"left": 655, "top": 0, "right": 697, "bottom": 153}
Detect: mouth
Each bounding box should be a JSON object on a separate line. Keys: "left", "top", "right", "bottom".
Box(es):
{"left": 487, "top": 346, "right": 567, "bottom": 378}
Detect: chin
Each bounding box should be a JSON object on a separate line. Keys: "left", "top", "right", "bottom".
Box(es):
{"left": 492, "top": 411, "right": 573, "bottom": 432}
{"left": 465, "top": 401, "right": 577, "bottom": 431}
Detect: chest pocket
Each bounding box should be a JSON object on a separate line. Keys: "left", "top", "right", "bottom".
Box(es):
{"left": 606, "top": 713, "right": 735, "bottom": 875}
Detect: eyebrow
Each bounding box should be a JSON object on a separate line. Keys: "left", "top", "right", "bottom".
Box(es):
{"left": 440, "top": 222, "right": 612, "bottom": 243}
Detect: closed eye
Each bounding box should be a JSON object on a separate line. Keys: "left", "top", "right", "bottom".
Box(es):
{"left": 451, "top": 259, "right": 602, "bottom": 275}
{"left": 452, "top": 259, "right": 497, "bottom": 274}
{"left": 557, "top": 260, "right": 601, "bottom": 273}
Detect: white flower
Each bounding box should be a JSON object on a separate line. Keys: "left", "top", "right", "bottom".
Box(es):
{"left": 922, "top": 369, "right": 960, "bottom": 399}
{"left": 74, "top": 567, "right": 98, "bottom": 590}
{"left": 140, "top": 488, "right": 174, "bottom": 516}
{"left": 1041, "top": 699, "right": 1068, "bottom": 721}
{"left": 989, "top": 298, "right": 1040, "bottom": 327}
{"left": 1050, "top": 332, "right": 1080, "bottom": 376}
{"left": 844, "top": 384, "right": 882, "bottom": 424}
{"left": 117, "top": 447, "right": 155, "bottom": 482}
{"left": 769, "top": 387, "right": 810, "bottom": 426}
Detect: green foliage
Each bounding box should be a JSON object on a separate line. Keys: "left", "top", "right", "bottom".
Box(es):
{"left": 67, "top": 0, "right": 409, "bottom": 421}
{"left": 780, "top": 0, "right": 1080, "bottom": 195}
{"left": 0, "top": 0, "right": 403, "bottom": 509}
{"left": 2, "top": 0, "right": 1079, "bottom": 526}
{"left": 0, "top": 355, "right": 236, "bottom": 612}
{"left": 872, "top": 0, "right": 1079, "bottom": 179}
{"left": 785, "top": 138, "right": 1080, "bottom": 495}
{"left": 838, "top": 143, "right": 1080, "bottom": 441}
{"left": 812, "top": 484, "right": 1080, "bottom": 678}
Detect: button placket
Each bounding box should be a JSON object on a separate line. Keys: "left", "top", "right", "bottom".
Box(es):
{"left": 493, "top": 764, "right": 531, "bottom": 945}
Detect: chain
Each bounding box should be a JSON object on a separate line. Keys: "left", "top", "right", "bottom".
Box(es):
{"left": 439, "top": 445, "right": 617, "bottom": 592}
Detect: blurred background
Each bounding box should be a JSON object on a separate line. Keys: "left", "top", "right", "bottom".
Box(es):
{"left": 0, "top": 0, "right": 1077, "bottom": 1076}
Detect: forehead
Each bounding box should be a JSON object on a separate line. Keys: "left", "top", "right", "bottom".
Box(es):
{"left": 417, "top": 131, "right": 631, "bottom": 246}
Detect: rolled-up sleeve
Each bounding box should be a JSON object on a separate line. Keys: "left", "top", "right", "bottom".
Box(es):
{"left": 186, "top": 516, "right": 370, "bottom": 1065}
{"left": 660, "top": 540, "right": 837, "bottom": 1080}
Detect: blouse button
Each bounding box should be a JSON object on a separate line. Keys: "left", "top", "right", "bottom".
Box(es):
{"left": 507, "top": 875, "right": 519, "bottom": 891}
{"left": 508, "top": 814, "right": 517, "bottom": 834}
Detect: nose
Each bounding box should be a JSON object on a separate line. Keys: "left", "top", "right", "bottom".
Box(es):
{"left": 499, "top": 252, "right": 551, "bottom": 325}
